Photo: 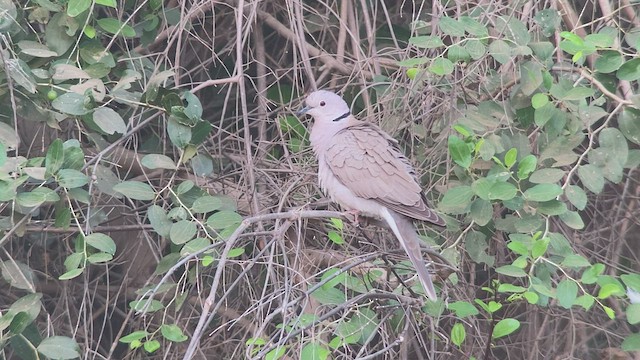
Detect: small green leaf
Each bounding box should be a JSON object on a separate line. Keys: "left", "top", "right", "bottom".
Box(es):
{"left": 451, "top": 323, "right": 466, "bottom": 347}
{"left": 559, "top": 211, "right": 584, "bottom": 229}
{"left": 517, "top": 155, "right": 537, "bottom": 180}
{"left": 161, "top": 324, "right": 188, "bottom": 342}
{"left": 113, "top": 181, "right": 155, "bottom": 200}
{"left": 531, "top": 93, "right": 549, "bottom": 109}
{"left": 93, "top": 107, "right": 127, "bottom": 135}
{"left": 37, "top": 336, "right": 81, "bottom": 360}
{"left": 85, "top": 233, "right": 116, "bottom": 255}
{"left": 97, "top": 18, "right": 136, "bottom": 37}
{"left": 523, "top": 184, "right": 562, "bottom": 202}
{"left": 408, "top": 35, "right": 444, "bottom": 49}
{"left": 207, "top": 211, "right": 242, "bottom": 230}
{"left": 595, "top": 50, "right": 623, "bottom": 73}
{"left": 144, "top": 339, "right": 161, "bottom": 353}
{"left": 627, "top": 304, "right": 640, "bottom": 325}
{"left": 448, "top": 135, "right": 472, "bottom": 168}
{"left": 617, "top": 58, "right": 640, "bottom": 81}
{"left": 495, "top": 265, "right": 527, "bottom": 277}
{"left": 169, "top": 220, "right": 197, "bottom": 245}
{"left": 598, "top": 283, "right": 624, "bottom": 299}
{"left": 560, "top": 86, "right": 595, "bottom": 101}
{"left": 56, "top": 169, "right": 89, "bottom": 188}
{"left": 67, "top": 0, "right": 90, "bottom": 16}
{"left": 141, "top": 154, "right": 176, "bottom": 170}
{"left": 192, "top": 196, "right": 224, "bottom": 213}
{"left": 504, "top": 148, "right": 517, "bottom": 168}
{"left": 439, "top": 17, "right": 464, "bottom": 36}
{"left": 438, "top": 186, "right": 474, "bottom": 214}
{"left": 561, "top": 254, "right": 591, "bottom": 268}
{"left": 557, "top": 279, "right": 578, "bottom": 309}
{"left": 581, "top": 263, "right": 605, "bottom": 284}
{"left": 45, "top": 139, "right": 64, "bottom": 177}
{"left": 564, "top": 185, "right": 587, "bottom": 210}
{"left": 492, "top": 318, "right": 520, "bottom": 339}
{"left": 448, "top": 301, "right": 479, "bottom": 317}
{"left": 622, "top": 334, "right": 640, "bottom": 351}
{"left": 59, "top": 268, "right": 84, "bottom": 280}
{"left": 52, "top": 93, "right": 90, "bottom": 116}
{"left": 120, "top": 331, "right": 149, "bottom": 343}
{"left": 577, "top": 165, "right": 604, "bottom": 194}
{"left": 300, "top": 342, "right": 330, "bottom": 360}
{"left": 487, "top": 182, "right": 518, "bottom": 201}
{"left": 429, "top": 58, "right": 454, "bottom": 75}
{"left": 489, "top": 39, "right": 511, "bottom": 64}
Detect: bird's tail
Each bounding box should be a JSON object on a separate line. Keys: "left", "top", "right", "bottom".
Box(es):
{"left": 381, "top": 208, "right": 438, "bottom": 301}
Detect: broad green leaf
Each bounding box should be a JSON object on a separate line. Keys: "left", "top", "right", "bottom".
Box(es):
{"left": 617, "top": 58, "right": 640, "bottom": 81}
{"left": 520, "top": 61, "right": 543, "bottom": 95}
{"left": 168, "top": 117, "right": 191, "bottom": 148}
{"left": 451, "top": 323, "right": 466, "bottom": 347}
{"left": 523, "top": 184, "right": 562, "bottom": 202}
{"left": 492, "top": 318, "right": 520, "bottom": 339}
{"left": 448, "top": 301, "right": 479, "bottom": 317}
{"left": 470, "top": 198, "right": 492, "bottom": 226}
{"left": 141, "top": 154, "right": 176, "bottom": 170}
{"left": 16, "top": 188, "right": 60, "bottom": 207}
{"left": 531, "top": 93, "right": 548, "bottom": 109}
{"left": 627, "top": 304, "right": 640, "bottom": 325}
{"left": 17, "top": 40, "right": 57, "bottom": 57}
{"left": 561, "top": 254, "right": 591, "bottom": 268}
{"left": 557, "top": 280, "right": 578, "bottom": 309}
{"left": 192, "top": 196, "right": 224, "bottom": 213}
{"left": 113, "top": 181, "right": 155, "bottom": 200}
{"left": 581, "top": 264, "right": 605, "bottom": 284}
{"left": 95, "top": 0, "right": 116, "bottom": 7}
{"left": 598, "top": 283, "right": 625, "bottom": 299}
{"left": 504, "top": 148, "right": 517, "bottom": 168}
{"left": 97, "top": 18, "right": 136, "bottom": 37}
{"left": 180, "top": 237, "right": 211, "bottom": 256}
{"left": 489, "top": 39, "right": 511, "bottom": 64}
{"left": 619, "top": 108, "right": 640, "bottom": 145}
{"left": 574, "top": 295, "right": 595, "bottom": 310}
{"left": 565, "top": 185, "right": 587, "bottom": 210}
{"left": 93, "top": 107, "right": 127, "bottom": 135}
{"left": 161, "top": 324, "right": 188, "bottom": 342}
{"left": 531, "top": 238, "right": 549, "bottom": 258}
{"left": 300, "top": 343, "right": 330, "bottom": 360}
{"left": 87, "top": 253, "right": 113, "bottom": 264}
{"left": 52, "top": 92, "right": 90, "bottom": 115}
{"left": 429, "top": 58, "right": 454, "bottom": 75}
{"left": 85, "top": 233, "right": 116, "bottom": 255}
{"left": 459, "top": 16, "right": 488, "bottom": 36}
{"left": 438, "top": 186, "right": 473, "bottom": 214}
{"left": 45, "top": 139, "right": 64, "bottom": 177}
{"left": 487, "top": 182, "right": 518, "bottom": 201}
{"left": 534, "top": 9, "right": 560, "bottom": 37}
{"left": 464, "top": 39, "right": 486, "bottom": 59}
{"left": 169, "top": 220, "right": 197, "bottom": 245}
{"left": 534, "top": 102, "right": 554, "bottom": 127}
{"left": 311, "top": 286, "right": 347, "bottom": 305}
{"left": 207, "top": 211, "right": 242, "bottom": 230}
{"left": 447, "top": 44, "right": 470, "bottom": 63}
{"left": 497, "top": 284, "right": 527, "bottom": 293}
{"left": 622, "top": 334, "right": 640, "bottom": 351}
{"left": 67, "top": 0, "right": 90, "bottom": 16}
{"left": 560, "top": 86, "right": 595, "bottom": 101}
{"left": 448, "top": 136, "right": 472, "bottom": 168}
{"left": 517, "top": 155, "right": 537, "bottom": 180}
{"left": 495, "top": 265, "right": 527, "bottom": 277}
{"left": 439, "top": 17, "right": 464, "bottom": 36}
{"left": 37, "top": 336, "right": 80, "bottom": 360}
{"left": 59, "top": 268, "right": 84, "bottom": 280}
{"left": 621, "top": 273, "right": 640, "bottom": 292}
{"left": 595, "top": 50, "right": 623, "bottom": 73}
{"left": 577, "top": 164, "right": 604, "bottom": 194}
{"left": 0, "top": 261, "right": 36, "bottom": 292}
{"left": 559, "top": 211, "right": 584, "bottom": 229}
{"left": 119, "top": 331, "right": 149, "bottom": 343}
{"left": 191, "top": 153, "right": 213, "bottom": 176}
{"left": 147, "top": 205, "right": 171, "bottom": 237}
{"left": 56, "top": 169, "right": 88, "bottom": 188}
{"left": 408, "top": 35, "right": 444, "bottom": 49}
{"left": 529, "top": 168, "right": 565, "bottom": 184}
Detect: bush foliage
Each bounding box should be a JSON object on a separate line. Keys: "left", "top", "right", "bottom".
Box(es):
{"left": 0, "top": 0, "right": 639, "bottom": 359}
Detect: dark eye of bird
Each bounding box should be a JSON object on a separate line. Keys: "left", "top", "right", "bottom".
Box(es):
{"left": 320, "top": 101, "right": 326, "bottom": 106}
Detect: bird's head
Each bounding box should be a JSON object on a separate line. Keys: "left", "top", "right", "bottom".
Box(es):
{"left": 297, "top": 90, "right": 351, "bottom": 123}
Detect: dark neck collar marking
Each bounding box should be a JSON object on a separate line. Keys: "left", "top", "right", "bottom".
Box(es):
{"left": 332, "top": 112, "right": 351, "bottom": 122}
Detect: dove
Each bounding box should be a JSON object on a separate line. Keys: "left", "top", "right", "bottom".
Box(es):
{"left": 297, "top": 90, "right": 445, "bottom": 301}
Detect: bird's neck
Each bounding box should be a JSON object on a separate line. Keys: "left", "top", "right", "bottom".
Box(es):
{"left": 309, "top": 116, "right": 356, "bottom": 153}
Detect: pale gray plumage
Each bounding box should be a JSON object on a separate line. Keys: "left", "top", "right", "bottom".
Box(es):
{"left": 298, "top": 90, "right": 445, "bottom": 301}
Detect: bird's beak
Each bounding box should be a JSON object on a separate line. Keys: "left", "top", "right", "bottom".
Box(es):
{"left": 296, "top": 106, "right": 310, "bottom": 116}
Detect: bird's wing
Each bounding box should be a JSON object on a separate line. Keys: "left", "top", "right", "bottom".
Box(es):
{"left": 324, "top": 122, "right": 444, "bottom": 226}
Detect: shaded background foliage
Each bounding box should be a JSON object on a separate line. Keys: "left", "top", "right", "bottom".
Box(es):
{"left": 0, "top": 0, "right": 639, "bottom": 359}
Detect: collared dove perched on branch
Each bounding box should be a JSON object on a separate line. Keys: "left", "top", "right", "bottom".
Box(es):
{"left": 297, "top": 90, "right": 445, "bottom": 301}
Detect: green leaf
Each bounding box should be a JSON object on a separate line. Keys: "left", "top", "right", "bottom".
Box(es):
{"left": 451, "top": 323, "right": 465, "bottom": 347}
{"left": 489, "top": 39, "right": 511, "bottom": 64}
{"left": 97, "top": 18, "right": 136, "bottom": 37}
{"left": 627, "top": 304, "right": 640, "bottom": 325}
{"left": 192, "top": 196, "right": 223, "bottom": 213}
{"left": 619, "top": 108, "right": 640, "bottom": 145}
{"left": 529, "top": 168, "right": 565, "bottom": 184}
{"left": 169, "top": 220, "right": 197, "bottom": 245}
{"left": 95, "top": 0, "right": 116, "bottom": 7}
{"left": 207, "top": 211, "right": 242, "bottom": 230}
{"left": 438, "top": 186, "right": 473, "bottom": 214}
{"left": 559, "top": 211, "right": 584, "bottom": 229}
{"left": 56, "top": 169, "right": 88, "bottom": 188}
{"left": 622, "top": 334, "right": 640, "bottom": 351}
{"left": 464, "top": 39, "right": 486, "bottom": 59}
{"left": 448, "top": 135, "right": 472, "bottom": 168}
{"left": 16, "top": 188, "right": 60, "bottom": 207}
{"left": 495, "top": 265, "right": 527, "bottom": 277}
{"left": 621, "top": 273, "right": 640, "bottom": 292}
{"left": 504, "top": 148, "right": 517, "bottom": 168}
{"left": 113, "top": 181, "right": 156, "bottom": 200}
{"left": 531, "top": 238, "right": 549, "bottom": 258}
{"left": 556, "top": 280, "right": 578, "bottom": 309}
{"left": 311, "top": 286, "right": 347, "bottom": 305}
{"left": 561, "top": 254, "right": 591, "bottom": 268}
{"left": 37, "top": 336, "right": 80, "bottom": 360}
{"left": 67, "top": 0, "right": 90, "bottom": 16}
{"left": 59, "top": 268, "right": 84, "bottom": 280}
{"left": 93, "top": 107, "right": 127, "bottom": 135}
{"left": 523, "top": 184, "right": 562, "bottom": 202}
{"left": 531, "top": 93, "right": 549, "bottom": 109}
{"left": 487, "top": 182, "right": 518, "bottom": 201}
{"left": 560, "top": 86, "right": 595, "bottom": 101}
{"left": 141, "top": 154, "right": 177, "bottom": 170}
{"left": 300, "top": 342, "right": 330, "bottom": 360}
{"left": 517, "top": 155, "right": 537, "bottom": 180}
{"left": 616, "top": 58, "right": 640, "bottom": 81}
{"left": 534, "top": 9, "right": 560, "bottom": 37}
{"left": 439, "top": 17, "right": 464, "bottom": 36}
{"left": 595, "top": 50, "right": 623, "bottom": 73}
{"left": 45, "top": 139, "right": 64, "bottom": 177}
{"left": 120, "top": 330, "right": 149, "bottom": 343}
{"left": 429, "top": 58, "right": 454, "bottom": 75}
{"left": 470, "top": 198, "right": 492, "bottom": 226}
{"left": 598, "top": 283, "right": 625, "bottom": 299}
{"left": 448, "top": 301, "right": 479, "bottom": 317}
{"left": 565, "top": 185, "right": 587, "bottom": 210}
{"left": 581, "top": 263, "right": 605, "bottom": 284}
{"left": 168, "top": 117, "right": 192, "bottom": 148}
{"left": 0, "top": 261, "right": 36, "bottom": 291}
{"left": 408, "top": 35, "right": 444, "bottom": 49}
{"left": 161, "top": 324, "right": 188, "bottom": 342}
{"left": 460, "top": 16, "right": 488, "bottom": 36}
{"left": 577, "top": 164, "right": 604, "bottom": 194}
{"left": 85, "top": 233, "right": 116, "bottom": 255}
{"left": 147, "top": 205, "right": 171, "bottom": 237}
{"left": 492, "top": 318, "right": 520, "bottom": 339}
{"left": 520, "top": 61, "right": 543, "bottom": 96}
{"left": 144, "top": 339, "right": 161, "bottom": 353}
{"left": 498, "top": 284, "right": 527, "bottom": 293}
{"left": 52, "top": 93, "right": 90, "bottom": 116}
{"left": 447, "top": 44, "right": 470, "bottom": 62}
